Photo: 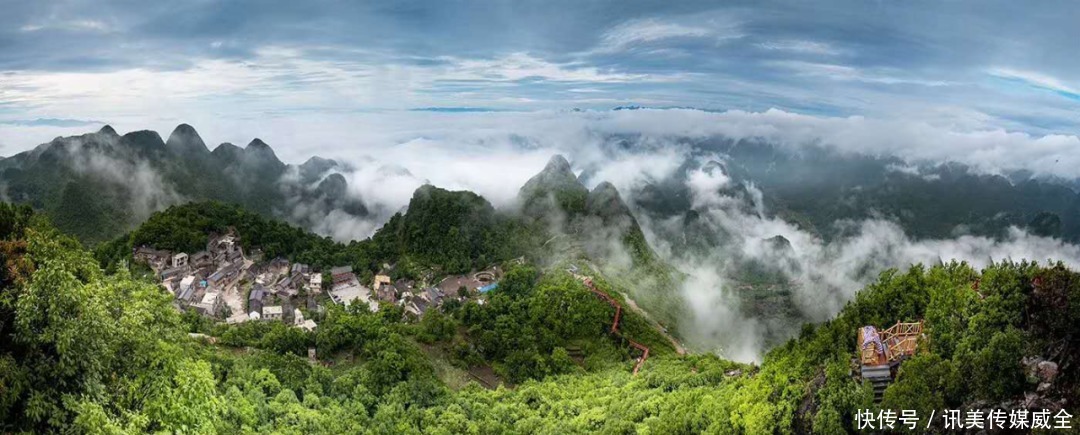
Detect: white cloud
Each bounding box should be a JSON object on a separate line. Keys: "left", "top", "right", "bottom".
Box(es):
{"left": 758, "top": 40, "right": 841, "bottom": 56}
{"left": 597, "top": 17, "right": 741, "bottom": 53}
{"left": 638, "top": 159, "right": 1080, "bottom": 361}
{"left": 20, "top": 19, "right": 114, "bottom": 33}
{"left": 7, "top": 108, "right": 1080, "bottom": 181}
{"left": 989, "top": 68, "right": 1079, "bottom": 96}
{"left": 0, "top": 48, "right": 686, "bottom": 137}
{"left": 771, "top": 60, "right": 952, "bottom": 86}
{"left": 585, "top": 108, "right": 1080, "bottom": 179}
{"left": 175, "top": 108, "right": 1080, "bottom": 247}
{"left": 445, "top": 52, "right": 659, "bottom": 83}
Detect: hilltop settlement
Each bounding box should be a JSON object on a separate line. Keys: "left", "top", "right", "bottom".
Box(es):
{"left": 134, "top": 230, "right": 507, "bottom": 330}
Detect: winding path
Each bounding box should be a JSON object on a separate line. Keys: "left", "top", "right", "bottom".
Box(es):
{"left": 575, "top": 274, "right": 651, "bottom": 375}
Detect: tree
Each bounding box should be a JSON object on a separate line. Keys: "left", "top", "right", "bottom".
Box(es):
{"left": 418, "top": 309, "right": 457, "bottom": 344}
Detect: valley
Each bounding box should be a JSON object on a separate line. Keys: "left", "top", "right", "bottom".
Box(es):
{"left": 1, "top": 125, "right": 1079, "bottom": 433}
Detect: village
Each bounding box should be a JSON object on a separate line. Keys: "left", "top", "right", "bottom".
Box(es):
{"left": 134, "top": 230, "right": 506, "bottom": 331}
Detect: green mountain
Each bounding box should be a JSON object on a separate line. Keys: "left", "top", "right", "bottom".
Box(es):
{"left": 519, "top": 154, "right": 590, "bottom": 216}
{"left": 370, "top": 184, "right": 538, "bottom": 275}
{"left": 517, "top": 155, "right": 683, "bottom": 329}
{"left": 517, "top": 154, "right": 663, "bottom": 269}
{"left": 0, "top": 124, "right": 365, "bottom": 244}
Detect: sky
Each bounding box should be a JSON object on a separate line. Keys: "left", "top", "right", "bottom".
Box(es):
{"left": 1, "top": 0, "right": 1079, "bottom": 164}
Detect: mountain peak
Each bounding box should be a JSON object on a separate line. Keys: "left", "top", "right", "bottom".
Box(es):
{"left": 586, "top": 181, "right": 632, "bottom": 219}
{"left": 247, "top": 138, "right": 270, "bottom": 150}
{"left": 303, "top": 156, "right": 333, "bottom": 165}
{"left": 120, "top": 130, "right": 166, "bottom": 151}
{"left": 244, "top": 138, "right": 281, "bottom": 162}
{"left": 211, "top": 142, "right": 242, "bottom": 159}
{"left": 518, "top": 154, "right": 589, "bottom": 215}
{"left": 317, "top": 173, "right": 349, "bottom": 199}
{"left": 240, "top": 138, "right": 284, "bottom": 171}
{"left": 545, "top": 154, "right": 572, "bottom": 173}
{"left": 165, "top": 123, "right": 208, "bottom": 154}
{"left": 522, "top": 154, "right": 581, "bottom": 190}
{"left": 172, "top": 123, "right": 197, "bottom": 136}
{"left": 97, "top": 125, "right": 118, "bottom": 136}
{"left": 592, "top": 180, "right": 617, "bottom": 192}
{"left": 765, "top": 235, "right": 793, "bottom": 252}
{"left": 298, "top": 156, "right": 341, "bottom": 184}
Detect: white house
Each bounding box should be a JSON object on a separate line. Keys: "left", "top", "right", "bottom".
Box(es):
{"left": 194, "top": 291, "right": 222, "bottom": 317}
{"left": 173, "top": 252, "right": 189, "bottom": 268}
{"left": 179, "top": 275, "right": 196, "bottom": 296}
{"left": 263, "top": 306, "right": 283, "bottom": 321}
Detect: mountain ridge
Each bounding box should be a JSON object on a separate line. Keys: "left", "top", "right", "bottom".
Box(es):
{"left": 0, "top": 123, "right": 364, "bottom": 243}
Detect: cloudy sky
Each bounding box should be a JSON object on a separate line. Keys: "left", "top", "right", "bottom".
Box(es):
{"left": 1, "top": 0, "right": 1079, "bottom": 162}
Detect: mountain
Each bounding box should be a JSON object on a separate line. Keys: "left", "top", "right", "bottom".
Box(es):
{"left": 518, "top": 154, "right": 589, "bottom": 216}
{"left": 517, "top": 154, "right": 683, "bottom": 328}
{"left": 626, "top": 137, "right": 1080, "bottom": 243}
{"left": 372, "top": 184, "right": 534, "bottom": 274}
{"left": 518, "top": 155, "right": 649, "bottom": 250}
{"left": 165, "top": 123, "right": 210, "bottom": 155}
{"left": 5, "top": 198, "right": 1077, "bottom": 433}
{"left": 0, "top": 124, "right": 365, "bottom": 244}
{"left": 517, "top": 155, "right": 655, "bottom": 265}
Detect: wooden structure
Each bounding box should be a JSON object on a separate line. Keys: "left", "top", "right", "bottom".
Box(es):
{"left": 584, "top": 278, "right": 623, "bottom": 333}
{"left": 858, "top": 321, "right": 924, "bottom": 401}
{"left": 577, "top": 275, "right": 649, "bottom": 375}
{"left": 628, "top": 340, "right": 649, "bottom": 375}
{"left": 859, "top": 321, "right": 923, "bottom": 366}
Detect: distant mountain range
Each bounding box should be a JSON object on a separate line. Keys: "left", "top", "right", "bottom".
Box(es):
{"left": 613, "top": 136, "right": 1080, "bottom": 245}
{"left": 10, "top": 122, "right": 1080, "bottom": 356}
{"left": 5, "top": 123, "right": 1079, "bottom": 251}
{"left": 0, "top": 124, "right": 365, "bottom": 243}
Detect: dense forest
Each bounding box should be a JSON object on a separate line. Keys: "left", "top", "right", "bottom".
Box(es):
{"left": 95, "top": 185, "right": 540, "bottom": 281}
{"left": 2, "top": 200, "right": 1078, "bottom": 433}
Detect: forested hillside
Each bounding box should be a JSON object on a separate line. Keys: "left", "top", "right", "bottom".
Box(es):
{"left": 95, "top": 185, "right": 541, "bottom": 282}
{"left": 517, "top": 155, "right": 684, "bottom": 332}
{"left": 2, "top": 201, "right": 1078, "bottom": 433}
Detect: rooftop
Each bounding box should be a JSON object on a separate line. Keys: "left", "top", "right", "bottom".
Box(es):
{"left": 330, "top": 283, "right": 379, "bottom": 312}
{"left": 200, "top": 292, "right": 219, "bottom": 305}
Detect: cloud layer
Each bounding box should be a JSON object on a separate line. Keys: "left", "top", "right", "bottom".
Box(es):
{"left": 647, "top": 160, "right": 1080, "bottom": 361}
{"left": 224, "top": 109, "right": 1079, "bottom": 361}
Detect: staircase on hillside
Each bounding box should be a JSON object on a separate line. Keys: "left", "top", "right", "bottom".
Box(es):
{"left": 860, "top": 364, "right": 893, "bottom": 402}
